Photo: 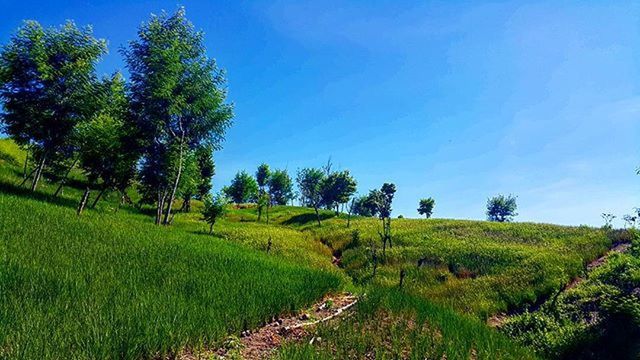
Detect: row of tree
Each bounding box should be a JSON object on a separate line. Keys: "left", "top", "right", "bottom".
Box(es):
{"left": 0, "top": 9, "right": 233, "bottom": 224}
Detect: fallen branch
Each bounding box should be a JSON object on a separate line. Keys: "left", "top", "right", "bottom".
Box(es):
{"left": 283, "top": 296, "right": 358, "bottom": 332}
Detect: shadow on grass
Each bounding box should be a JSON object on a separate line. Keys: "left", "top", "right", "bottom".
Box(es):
{"left": 282, "top": 212, "right": 335, "bottom": 226}
{"left": 0, "top": 180, "right": 78, "bottom": 209}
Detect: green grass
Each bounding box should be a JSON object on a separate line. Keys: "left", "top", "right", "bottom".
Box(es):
{"left": 277, "top": 288, "right": 536, "bottom": 360}
{"left": 0, "top": 138, "right": 614, "bottom": 359}
{"left": 283, "top": 215, "right": 610, "bottom": 319}
{"left": 0, "top": 140, "right": 346, "bottom": 359}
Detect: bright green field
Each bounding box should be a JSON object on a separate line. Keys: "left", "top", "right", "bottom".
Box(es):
{"left": 0, "top": 139, "right": 612, "bottom": 359}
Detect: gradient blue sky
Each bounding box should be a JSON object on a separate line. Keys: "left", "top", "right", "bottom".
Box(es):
{"left": 1, "top": 1, "right": 638, "bottom": 225}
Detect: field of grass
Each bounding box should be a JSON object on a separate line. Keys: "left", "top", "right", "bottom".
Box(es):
{"left": 276, "top": 288, "right": 536, "bottom": 360}
{"left": 0, "top": 138, "right": 615, "bottom": 359}
{"left": 232, "top": 205, "right": 610, "bottom": 319}
{"left": 0, "top": 141, "right": 345, "bottom": 359}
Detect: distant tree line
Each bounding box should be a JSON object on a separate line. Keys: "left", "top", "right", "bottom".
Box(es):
{"left": 0, "top": 8, "right": 233, "bottom": 224}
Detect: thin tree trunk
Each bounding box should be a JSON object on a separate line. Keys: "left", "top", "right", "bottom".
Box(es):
{"left": 266, "top": 205, "right": 270, "bottom": 224}
{"left": 315, "top": 206, "right": 321, "bottom": 226}
{"left": 90, "top": 187, "right": 106, "bottom": 209}
{"left": 22, "top": 151, "right": 29, "bottom": 179}
{"left": 54, "top": 158, "right": 79, "bottom": 197}
{"left": 163, "top": 131, "right": 185, "bottom": 225}
{"left": 156, "top": 191, "right": 166, "bottom": 225}
{"left": 77, "top": 186, "right": 91, "bottom": 215}
{"left": 209, "top": 221, "right": 215, "bottom": 234}
{"left": 31, "top": 152, "right": 47, "bottom": 191}
{"left": 19, "top": 168, "right": 37, "bottom": 187}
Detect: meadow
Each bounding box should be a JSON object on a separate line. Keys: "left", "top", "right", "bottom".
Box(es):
{"left": 0, "top": 139, "right": 617, "bottom": 359}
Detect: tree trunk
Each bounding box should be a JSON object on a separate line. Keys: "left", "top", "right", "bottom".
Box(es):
{"left": 54, "top": 158, "right": 79, "bottom": 197}
{"left": 30, "top": 152, "right": 47, "bottom": 191}
{"left": 257, "top": 207, "right": 262, "bottom": 222}
{"left": 77, "top": 187, "right": 91, "bottom": 215}
{"left": 163, "top": 131, "right": 186, "bottom": 225}
{"left": 155, "top": 191, "right": 166, "bottom": 225}
{"left": 180, "top": 195, "right": 191, "bottom": 213}
{"left": 266, "top": 205, "right": 270, "bottom": 224}
{"left": 90, "top": 187, "right": 106, "bottom": 209}
{"left": 209, "top": 221, "right": 215, "bottom": 234}
{"left": 314, "top": 206, "right": 321, "bottom": 226}
{"left": 22, "top": 151, "right": 29, "bottom": 180}
{"left": 19, "top": 168, "right": 37, "bottom": 187}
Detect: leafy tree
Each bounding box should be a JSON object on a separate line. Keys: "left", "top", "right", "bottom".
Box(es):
{"left": 369, "top": 183, "right": 396, "bottom": 255}
{"left": 417, "top": 197, "right": 435, "bottom": 219}
{"left": 224, "top": 170, "right": 258, "bottom": 204}
{"left": 74, "top": 73, "right": 139, "bottom": 214}
{"left": 321, "top": 170, "right": 357, "bottom": 215}
{"left": 256, "top": 163, "right": 270, "bottom": 194}
{"left": 268, "top": 169, "right": 294, "bottom": 205}
{"left": 202, "top": 193, "right": 228, "bottom": 234}
{"left": 296, "top": 167, "right": 326, "bottom": 226}
{"left": 176, "top": 150, "right": 199, "bottom": 213}
{"left": 257, "top": 192, "right": 270, "bottom": 222}
{"left": 486, "top": 194, "right": 518, "bottom": 222}
{"left": 124, "top": 8, "right": 233, "bottom": 225}
{"left": 195, "top": 145, "right": 215, "bottom": 200}
{"left": 180, "top": 145, "right": 215, "bottom": 212}
{"left": 352, "top": 194, "right": 377, "bottom": 217}
{"left": 0, "top": 20, "right": 107, "bottom": 191}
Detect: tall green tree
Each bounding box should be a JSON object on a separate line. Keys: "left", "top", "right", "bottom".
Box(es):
{"left": 296, "top": 167, "right": 326, "bottom": 226}
{"left": 74, "top": 73, "right": 140, "bottom": 214}
{"left": 321, "top": 170, "right": 357, "bottom": 214}
{"left": 256, "top": 163, "right": 270, "bottom": 195}
{"left": 224, "top": 170, "right": 258, "bottom": 204}
{"left": 417, "top": 197, "right": 435, "bottom": 219}
{"left": 268, "top": 169, "right": 294, "bottom": 206}
{"left": 124, "top": 8, "right": 233, "bottom": 225}
{"left": 0, "top": 20, "right": 107, "bottom": 191}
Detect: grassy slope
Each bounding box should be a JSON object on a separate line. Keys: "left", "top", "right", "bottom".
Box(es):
{"left": 233, "top": 206, "right": 610, "bottom": 319}
{"left": 0, "top": 139, "right": 611, "bottom": 359}
{"left": 0, "top": 140, "right": 343, "bottom": 359}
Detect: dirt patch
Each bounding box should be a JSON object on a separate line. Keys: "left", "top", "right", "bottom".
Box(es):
{"left": 179, "top": 292, "right": 358, "bottom": 360}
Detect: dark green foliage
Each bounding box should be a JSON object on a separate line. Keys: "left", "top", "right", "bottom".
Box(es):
{"left": 268, "top": 169, "right": 294, "bottom": 205}
{"left": 321, "top": 170, "right": 357, "bottom": 213}
{"left": 124, "top": 8, "right": 233, "bottom": 225}
{"left": 0, "top": 20, "right": 107, "bottom": 191}
{"left": 256, "top": 163, "right": 270, "bottom": 193}
{"left": 74, "top": 73, "right": 140, "bottom": 212}
{"left": 487, "top": 194, "right": 518, "bottom": 222}
{"left": 195, "top": 145, "right": 215, "bottom": 200}
{"left": 418, "top": 197, "right": 435, "bottom": 218}
{"left": 351, "top": 194, "right": 376, "bottom": 217}
{"left": 501, "top": 231, "right": 640, "bottom": 359}
{"left": 202, "top": 193, "right": 228, "bottom": 234}
{"left": 224, "top": 170, "right": 258, "bottom": 203}
{"left": 296, "top": 167, "right": 326, "bottom": 225}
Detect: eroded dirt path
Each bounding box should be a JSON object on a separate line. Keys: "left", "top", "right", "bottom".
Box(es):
{"left": 487, "top": 241, "right": 631, "bottom": 328}
{"left": 179, "top": 292, "right": 358, "bottom": 360}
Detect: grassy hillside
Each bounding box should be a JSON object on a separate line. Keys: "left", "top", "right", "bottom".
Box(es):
{"left": 232, "top": 206, "right": 610, "bottom": 319}
{"left": 0, "top": 138, "right": 613, "bottom": 359}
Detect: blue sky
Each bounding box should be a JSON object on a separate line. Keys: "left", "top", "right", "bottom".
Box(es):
{"left": 1, "top": 1, "right": 638, "bottom": 226}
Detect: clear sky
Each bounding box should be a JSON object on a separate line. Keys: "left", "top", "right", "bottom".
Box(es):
{"left": 1, "top": 1, "right": 638, "bottom": 226}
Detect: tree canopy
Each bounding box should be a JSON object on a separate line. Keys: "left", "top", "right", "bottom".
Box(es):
{"left": 124, "top": 8, "right": 233, "bottom": 224}
{"left": 486, "top": 194, "right": 518, "bottom": 222}
{"left": 417, "top": 197, "right": 435, "bottom": 219}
